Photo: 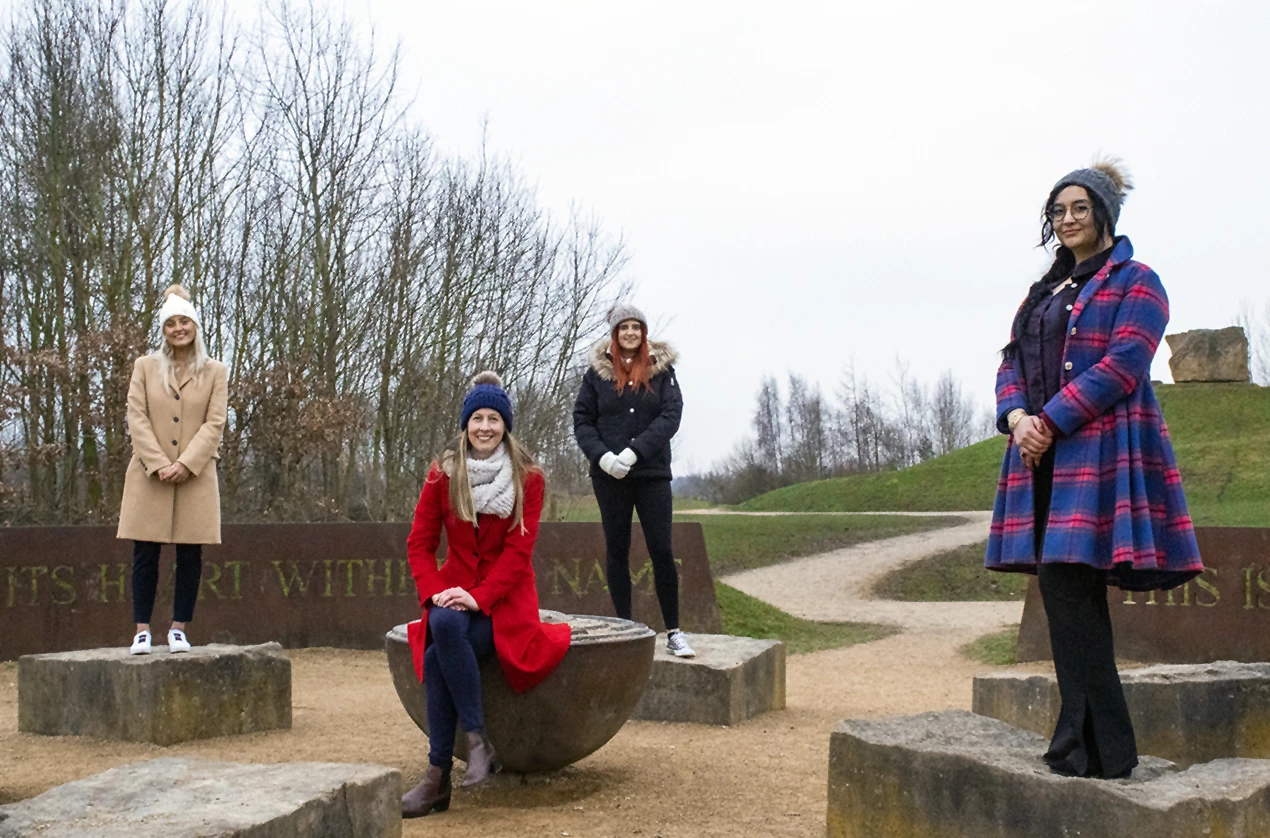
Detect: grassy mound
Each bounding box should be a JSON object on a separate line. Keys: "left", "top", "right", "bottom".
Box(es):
{"left": 741, "top": 383, "right": 1270, "bottom": 526}
{"left": 871, "top": 540, "right": 1029, "bottom": 602}
{"left": 715, "top": 582, "right": 896, "bottom": 655}
{"left": 738, "top": 437, "right": 1005, "bottom": 513}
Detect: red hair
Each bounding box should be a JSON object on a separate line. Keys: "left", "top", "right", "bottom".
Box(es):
{"left": 610, "top": 327, "right": 652, "bottom": 393}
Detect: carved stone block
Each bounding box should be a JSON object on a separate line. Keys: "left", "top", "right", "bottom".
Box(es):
{"left": 0, "top": 757, "right": 400, "bottom": 837}
{"left": 632, "top": 633, "right": 786, "bottom": 725}
{"left": 18, "top": 643, "right": 291, "bottom": 745}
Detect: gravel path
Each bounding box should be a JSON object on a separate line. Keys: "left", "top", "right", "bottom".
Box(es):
{"left": 718, "top": 510, "right": 1024, "bottom": 632}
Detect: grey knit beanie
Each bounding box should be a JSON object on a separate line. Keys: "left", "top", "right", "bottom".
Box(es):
{"left": 1052, "top": 160, "right": 1133, "bottom": 228}
{"left": 607, "top": 303, "right": 647, "bottom": 332}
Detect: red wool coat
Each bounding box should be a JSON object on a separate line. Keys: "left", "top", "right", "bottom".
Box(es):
{"left": 405, "top": 465, "right": 570, "bottom": 693}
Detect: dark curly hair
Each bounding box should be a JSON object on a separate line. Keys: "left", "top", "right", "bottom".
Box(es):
{"left": 1001, "top": 185, "right": 1116, "bottom": 359}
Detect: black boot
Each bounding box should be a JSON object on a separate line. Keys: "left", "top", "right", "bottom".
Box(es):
{"left": 402, "top": 764, "right": 451, "bottom": 817}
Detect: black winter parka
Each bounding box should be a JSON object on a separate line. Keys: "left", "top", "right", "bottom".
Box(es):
{"left": 572, "top": 339, "right": 682, "bottom": 480}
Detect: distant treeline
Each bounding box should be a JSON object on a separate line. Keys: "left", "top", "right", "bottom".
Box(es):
{"left": 685, "top": 365, "right": 993, "bottom": 504}
{"left": 0, "top": 0, "right": 625, "bottom": 525}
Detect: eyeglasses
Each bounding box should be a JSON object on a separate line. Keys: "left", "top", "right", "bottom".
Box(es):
{"left": 1047, "top": 202, "right": 1092, "bottom": 223}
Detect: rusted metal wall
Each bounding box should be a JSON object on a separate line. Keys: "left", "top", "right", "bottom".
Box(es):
{"left": 1016, "top": 528, "right": 1270, "bottom": 663}
{"left": 0, "top": 522, "right": 721, "bottom": 659}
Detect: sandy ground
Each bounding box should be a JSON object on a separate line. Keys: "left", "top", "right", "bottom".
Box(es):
{"left": 0, "top": 510, "right": 1047, "bottom": 837}
{"left": 3, "top": 633, "right": 1050, "bottom": 837}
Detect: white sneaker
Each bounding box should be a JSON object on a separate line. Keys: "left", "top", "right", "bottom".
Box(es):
{"left": 666, "top": 630, "right": 696, "bottom": 658}
{"left": 129, "top": 631, "right": 151, "bottom": 655}
{"left": 167, "top": 629, "right": 191, "bottom": 653}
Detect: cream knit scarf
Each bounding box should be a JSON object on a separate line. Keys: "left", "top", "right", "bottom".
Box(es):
{"left": 467, "top": 443, "right": 515, "bottom": 519}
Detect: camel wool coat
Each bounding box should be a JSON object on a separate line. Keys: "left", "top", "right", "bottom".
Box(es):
{"left": 117, "top": 354, "right": 228, "bottom": 545}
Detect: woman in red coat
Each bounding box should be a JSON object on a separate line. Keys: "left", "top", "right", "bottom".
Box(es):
{"left": 400, "top": 371, "right": 571, "bottom": 818}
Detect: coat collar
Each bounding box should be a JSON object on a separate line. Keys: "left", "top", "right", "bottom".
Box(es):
{"left": 587, "top": 337, "right": 678, "bottom": 382}
{"left": 1071, "top": 236, "right": 1133, "bottom": 319}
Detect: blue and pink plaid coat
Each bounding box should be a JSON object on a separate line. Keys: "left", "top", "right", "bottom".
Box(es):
{"left": 985, "top": 237, "right": 1202, "bottom": 591}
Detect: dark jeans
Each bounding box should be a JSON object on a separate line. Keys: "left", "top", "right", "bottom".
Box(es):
{"left": 591, "top": 476, "right": 679, "bottom": 630}
{"left": 425, "top": 606, "right": 495, "bottom": 769}
{"left": 1038, "top": 561, "right": 1138, "bottom": 778}
{"left": 132, "top": 541, "right": 202, "bottom": 625}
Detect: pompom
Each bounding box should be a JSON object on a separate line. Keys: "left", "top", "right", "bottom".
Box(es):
{"left": 1091, "top": 157, "right": 1134, "bottom": 197}
{"left": 163, "top": 284, "right": 192, "bottom": 302}
{"left": 471, "top": 370, "right": 503, "bottom": 388}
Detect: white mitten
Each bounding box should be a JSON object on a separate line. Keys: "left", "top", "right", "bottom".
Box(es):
{"left": 599, "top": 452, "right": 630, "bottom": 479}
{"left": 617, "top": 448, "right": 638, "bottom": 467}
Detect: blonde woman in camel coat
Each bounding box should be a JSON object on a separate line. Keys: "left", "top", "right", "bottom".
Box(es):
{"left": 117, "top": 285, "right": 228, "bottom": 655}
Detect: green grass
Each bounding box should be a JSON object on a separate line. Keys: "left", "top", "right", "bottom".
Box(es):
{"left": 548, "top": 493, "right": 716, "bottom": 522}
{"left": 716, "top": 581, "right": 896, "bottom": 655}
{"left": 739, "top": 437, "right": 1006, "bottom": 513}
{"left": 961, "top": 629, "right": 1019, "bottom": 666}
{"left": 872, "top": 540, "right": 1030, "bottom": 602}
{"left": 551, "top": 492, "right": 965, "bottom": 576}
{"left": 677, "top": 513, "right": 965, "bottom": 576}
{"left": 740, "top": 384, "right": 1270, "bottom": 527}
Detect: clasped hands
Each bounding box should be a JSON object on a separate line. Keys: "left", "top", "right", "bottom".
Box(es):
{"left": 1013, "top": 415, "right": 1053, "bottom": 470}
{"left": 599, "top": 447, "right": 638, "bottom": 479}
{"left": 432, "top": 587, "right": 478, "bottom": 611}
{"left": 157, "top": 462, "right": 192, "bottom": 483}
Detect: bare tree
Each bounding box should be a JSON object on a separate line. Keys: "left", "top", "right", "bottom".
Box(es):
{"left": 0, "top": 0, "right": 627, "bottom": 525}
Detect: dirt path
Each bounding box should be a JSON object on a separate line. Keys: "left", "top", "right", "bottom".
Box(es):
{"left": 720, "top": 511, "right": 1022, "bottom": 632}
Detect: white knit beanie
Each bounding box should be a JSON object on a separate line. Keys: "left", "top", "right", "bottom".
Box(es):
{"left": 156, "top": 285, "right": 200, "bottom": 330}
{"left": 607, "top": 303, "right": 646, "bottom": 332}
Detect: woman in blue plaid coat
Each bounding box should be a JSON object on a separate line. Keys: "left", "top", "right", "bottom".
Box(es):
{"left": 986, "top": 160, "right": 1203, "bottom": 779}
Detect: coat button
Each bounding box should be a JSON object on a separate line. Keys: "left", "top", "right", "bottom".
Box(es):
{"left": 172, "top": 440, "right": 178, "bottom": 446}
{"left": 174, "top": 394, "right": 180, "bottom": 400}
{"left": 1070, "top": 327, "right": 1077, "bottom": 335}
{"left": 629, "top": 408, "right": 635, "bottom": 413}
{"left": 1066, "top": 304, "right": 1073, "bottom": 311}
{"left": 1064, "top": 362, "right": 1073, "bottom": 371}
{"left": 173, "top": 417, "right": 179, "bottom": 422}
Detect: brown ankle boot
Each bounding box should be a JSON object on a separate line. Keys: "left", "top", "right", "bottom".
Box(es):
{"left": 402, "top": 764, "right": 451, "bottom": 817}
{"left": 461, "top": 730, "right": 501, "bottom": 787}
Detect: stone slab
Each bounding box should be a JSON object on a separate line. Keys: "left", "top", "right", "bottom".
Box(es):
{"left": 19, "top": 642, "right": 291, "bottom": 745}
{"left": 387, "top": 614, "right": 655, "bottom": 772}
{"left": 827, "top": 710, "right": 1270, "bottom": 838}
{"left": 631, "top": 633, "right": 785, "bottom": 725}
{"left": 1166, "top": 326, "right": 1250, "bottom": 382}
{"left": 973, "top": 661, "right": 1270, "bottom": 767}
{"left": 0, "top": 757, "right": 400, "bottom": 837}
{"left": 1015, "top": 527, "right": 1270, "bottom": 664}
{"left": 0, "top": 521, "right": 720, "bottom": 660}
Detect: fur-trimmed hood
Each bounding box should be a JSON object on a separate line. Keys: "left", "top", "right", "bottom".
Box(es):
{"left": 587, "top": 338, "right": 678, "bottom": 382}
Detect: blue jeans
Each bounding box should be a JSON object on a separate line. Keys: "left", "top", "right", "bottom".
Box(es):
{"left": 425, "top": 606, "right": 495, "bottom": 768}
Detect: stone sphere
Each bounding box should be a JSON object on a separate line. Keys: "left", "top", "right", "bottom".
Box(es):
{"left": 385, "top": 612, "right": 655, "bottom": 772}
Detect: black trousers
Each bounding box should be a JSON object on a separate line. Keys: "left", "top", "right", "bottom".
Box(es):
{"left": 1034, "top": 451, "right": 1137, "bottom": 778}
{"left": 132, "top": 541, "right": 203, "bottom": 625}
{"left": 591, "top": 476, "right": 679, "bottom": 630}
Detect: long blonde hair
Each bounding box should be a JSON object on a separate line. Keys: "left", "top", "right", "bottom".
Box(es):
{"left": 438, "top": 430, "right": 540, "bottom": 530}
{"left": 151, "top": 284, "right": 209, "bottom": 395}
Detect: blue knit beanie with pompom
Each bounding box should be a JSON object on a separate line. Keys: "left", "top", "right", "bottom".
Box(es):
{"left": 460, "top": 370, "right": 513, "bottom": 432}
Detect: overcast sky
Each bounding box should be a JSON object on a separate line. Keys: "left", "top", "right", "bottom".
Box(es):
{"left": 216, "top": 1, "right": 1270, "bottom": 468}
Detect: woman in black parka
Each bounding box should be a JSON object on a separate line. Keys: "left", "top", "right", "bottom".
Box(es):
{"left": 573, "top": 304, "right": 693, "bottom": 657}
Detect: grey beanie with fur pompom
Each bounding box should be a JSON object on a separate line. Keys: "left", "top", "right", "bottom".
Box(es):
{"left": 607, "top": 303, "right": 646, "bottom": 332}
{"left": 1052, "top": 159, "right": 1134, "bottom": 228}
